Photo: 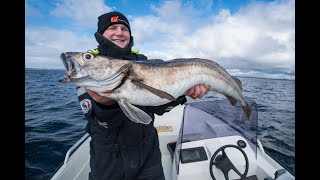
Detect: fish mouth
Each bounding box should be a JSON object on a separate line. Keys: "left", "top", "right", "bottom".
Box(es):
{"left": 58, "top": 52, "right": 89, "bottom": 83}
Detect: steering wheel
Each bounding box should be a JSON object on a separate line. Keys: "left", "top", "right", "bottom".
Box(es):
{"left": 209, "top": 144, "right": 249, "bottom": 180}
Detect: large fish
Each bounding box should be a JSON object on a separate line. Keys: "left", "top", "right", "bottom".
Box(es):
{"left": 59, "top": 52, "right": 252, "bottom": 124}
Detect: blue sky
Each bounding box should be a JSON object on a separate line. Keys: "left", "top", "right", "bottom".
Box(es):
{"left": 26, "top": 0, "right": 295, "bottom": 80}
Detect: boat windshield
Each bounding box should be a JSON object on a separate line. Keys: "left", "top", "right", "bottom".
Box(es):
{"left": 174, "top": 97, "right": 258, "bottom": 173}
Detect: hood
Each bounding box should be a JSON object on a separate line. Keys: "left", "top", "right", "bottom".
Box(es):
{"left": 94, "top": 32, "right": 135, "bottom": 60}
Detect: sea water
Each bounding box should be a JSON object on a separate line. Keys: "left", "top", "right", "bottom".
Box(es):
{"left": 25, "top": 69, "right": 295, "bottom": 179}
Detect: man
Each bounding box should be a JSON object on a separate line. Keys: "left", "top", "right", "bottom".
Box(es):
{"left": 77, "top": 11, "right": 209, "bottom": 180}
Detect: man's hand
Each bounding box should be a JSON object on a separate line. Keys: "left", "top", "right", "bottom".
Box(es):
{"left": 186, "top": 84, "right": 210, "bottom": 99}
{"left": 85, "top": 89, "right": 116, "bottom": 106}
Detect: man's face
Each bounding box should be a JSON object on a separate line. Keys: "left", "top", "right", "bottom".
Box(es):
{"left": 102, "top": 24, "right": 130, "bottom": 48}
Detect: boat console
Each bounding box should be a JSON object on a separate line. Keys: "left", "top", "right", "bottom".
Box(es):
{"left": 164, "top": 98, "right": 294, "bottom": 180}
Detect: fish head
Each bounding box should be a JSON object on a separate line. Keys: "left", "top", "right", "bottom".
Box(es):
{"left": 59, "top": 52, "right": 129, "bottom": 91}
{"left": 59, "top": 52, "right": 115, "bottom": 85}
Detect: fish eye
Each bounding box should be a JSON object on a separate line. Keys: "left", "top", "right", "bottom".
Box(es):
{"left": 82, "top": 53, "right": 94, "bottom": 61}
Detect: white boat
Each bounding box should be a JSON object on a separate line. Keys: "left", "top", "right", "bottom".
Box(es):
{"left": 49, "top": 98, "right": 295, "bottom": 180}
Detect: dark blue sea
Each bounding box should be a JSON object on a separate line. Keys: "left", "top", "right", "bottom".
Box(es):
{"left": 25, "top": 69, "right": 295, "bottom": 180}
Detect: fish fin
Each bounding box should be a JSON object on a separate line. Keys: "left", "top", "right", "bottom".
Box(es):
{"left": 118, "top": 99, "right": 152, "bottom": 124}
{"left": 131, "top": 79, "right": 176, "bottom": 101}
{"left": 97, "top": 64, "right": 131, "bottom": 91}
{"left": 242, "top": 101, "right": 252, "bottom": 120}
{"left": 226, "top": 77, "right": 242, "bottom": 106}
{"left": 232, "top": 76, "right": 242, "bottom": 92}
{"left": 225, "top": 95, "right": 238, "bottom": 106}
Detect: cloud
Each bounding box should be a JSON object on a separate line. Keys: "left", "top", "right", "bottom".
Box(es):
{"left": 50, "top": 0, "right": 113, "bottom": 28}
{"left": 25, "top": 0, "right": 113, "bottom": 69}
{"left": 25, "top": 27, "right": 96, "bottom": 69}
{"left": 129, "top": 1, "right": 202, "bottom": 44}
{"left": 131, "top": 0, "right": 295, "bottom": 78}
{"left": 25, "top": 0, "right": 295, "bottom": 79}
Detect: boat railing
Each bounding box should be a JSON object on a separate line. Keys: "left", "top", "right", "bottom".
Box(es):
{"left": 257, "top": 139, "right": 265, "bottom": 154}
{"left": 64, "top": 133, "right": 90, "bottom": 165}
{"left": 257, "top": 138, "right": 294, "bottom": 176}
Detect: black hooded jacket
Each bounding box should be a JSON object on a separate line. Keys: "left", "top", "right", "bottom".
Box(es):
{"left": 77, "top": 32, "right": 187, "bottom": 147}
